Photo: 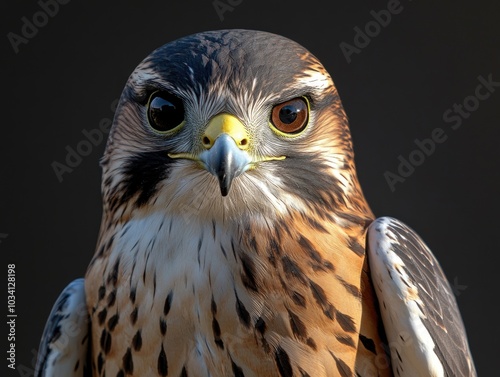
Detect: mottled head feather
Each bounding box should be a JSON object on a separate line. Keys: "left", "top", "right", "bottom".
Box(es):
{"left": 136, "top": 29, "right": 333, "bottom": 99}
{"left": 101, "top": 29, "right": 372, "bottom": 225}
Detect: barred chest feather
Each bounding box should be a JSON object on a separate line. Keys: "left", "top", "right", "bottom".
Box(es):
{"left": 85, "top": 210, "right": 389, "bottom": 377}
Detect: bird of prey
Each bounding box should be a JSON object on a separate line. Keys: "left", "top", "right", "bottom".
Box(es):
{"left": 35, "top": 29, "right": 476, "bottom": 377}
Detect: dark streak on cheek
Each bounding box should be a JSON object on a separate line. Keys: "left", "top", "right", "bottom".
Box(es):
{"left": 274, "top": 152, "right": 341, "bottom": 210}
{"left": 114, "top": 151, "right": 175, "bottom": 210}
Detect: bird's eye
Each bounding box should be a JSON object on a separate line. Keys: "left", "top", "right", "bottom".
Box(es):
{"left": 270, "top": 97, "right": 309, "bottom": 136}
{"left": 147, "top": 91, "right": 185, "bottom": 133}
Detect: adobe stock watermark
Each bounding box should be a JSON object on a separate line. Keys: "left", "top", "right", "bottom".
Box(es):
{"left": 339, "top": 0, "right": 412, "bottom": 63}
{"left": 7, "top": 0, "right": 72, "bottom": 54}
{"left": 14, "top": 348, "right": 38, "bottom": 377}
{"left": 384, "top": 73, "right": 499, "bottom": 192}
{"left": 51, "top": 99, "right": 118, "bottom": 183}
{"left": 355, "top": 330, "right": 413, "bottom": 376}
{"left": 0, "top": 233, "right": 8, "bottom": 243}
{"left": 213, "top": 0, "right": 243, "bottom": 21}
{"left": 179, "top": 185, "right": 213, "bottom": 225}
{"left": 452, "top": 277, "right": 468, "bottom": 297}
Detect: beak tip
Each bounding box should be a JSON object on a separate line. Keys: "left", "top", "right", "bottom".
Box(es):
{"left": 219, "top": 177, "right": 231, "bottom": 197}
{"left": 200, "top": 134, "right": 250, "bottom": 198}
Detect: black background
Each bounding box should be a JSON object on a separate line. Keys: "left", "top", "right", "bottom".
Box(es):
{"left": 1, "top": 0, "right": 498, "bottom": 375}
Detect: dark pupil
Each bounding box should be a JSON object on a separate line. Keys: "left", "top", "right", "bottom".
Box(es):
{"left": 279, "top": 105, "right": 298, "bottom": 124}
{"left": 152, "top": 97, "right": 175, "bottom": 117}
{"left": 150, "top": 96, "right": 183, "bottom": 130}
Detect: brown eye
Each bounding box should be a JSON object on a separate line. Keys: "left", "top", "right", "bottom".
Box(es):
{"left": 271, "top": 97, "right": 309, "bottom": 135}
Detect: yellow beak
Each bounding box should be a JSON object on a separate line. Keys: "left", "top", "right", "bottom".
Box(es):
{"left": 202, "top": 113, "right": 250, "bottom": 151}
{"left": 168, "top": 113, "right": 286, "bottom": 196}
{"left": 199, "top": 113, "right": 252, "bottom": 196}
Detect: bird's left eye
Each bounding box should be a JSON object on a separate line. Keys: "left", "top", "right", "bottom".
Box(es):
{"left": 270, "top": 97, "right": 309, "bottom": 136}
{"left": 147, "top": 91, "right": 185, "bottom": 133}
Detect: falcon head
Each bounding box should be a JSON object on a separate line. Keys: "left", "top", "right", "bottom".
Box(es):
{"left": 102, "top": 29, "right": 371, "bottom": 223}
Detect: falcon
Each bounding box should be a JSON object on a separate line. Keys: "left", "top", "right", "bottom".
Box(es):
{"left": 35, "top": 29, "right": 476, "bottom": 377}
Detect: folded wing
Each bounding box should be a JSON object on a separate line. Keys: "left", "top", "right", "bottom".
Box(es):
{"left": 35, "top": 278, "right": 90, "bottom": 377}
{"left": 366, "top": 217, "right": 476, "bottom": 377}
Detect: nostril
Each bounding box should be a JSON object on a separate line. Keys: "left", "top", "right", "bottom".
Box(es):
{"left": 202, "top": 136, "right": 211, "bottom": 146}
{"left": 240, "top": 138, "right": 248, "bottom": 146}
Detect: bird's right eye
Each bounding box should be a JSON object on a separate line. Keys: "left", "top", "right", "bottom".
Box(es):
{"left": 147, "top": 91, "right": 185, "bottom": 133}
